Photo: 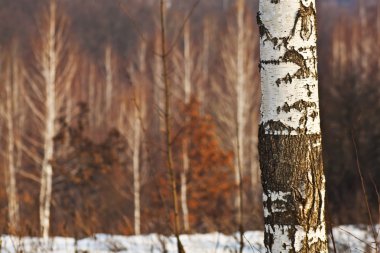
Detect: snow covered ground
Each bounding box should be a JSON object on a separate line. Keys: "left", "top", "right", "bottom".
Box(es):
{"left": 0, "top": 225, "right": 378, "bottom": 253}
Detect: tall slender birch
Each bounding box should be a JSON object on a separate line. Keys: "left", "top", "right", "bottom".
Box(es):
{"left": 104, "top": 43, "right": 115, "bottom": 119}
{"left": 235, "top": 1, "right": 246, "bottom": 249}
{"left": 153, "top": 33, "right": 165, "bottom": 133}
{"left": 217, "top": 0, "right": 258, "bottom": 245}
{"left": 40, "top": 0, "right": 57, "bottom": 239}
{"left": 358, "top": 0, "right": 368, "bottom": 79}
{"left": 180, "top": 21, "right": 191, "bottom": 233}
{"left": 25, "top": 0, "right": 76, "bottom": 239}
{"left": 3, "top": 50, "right": 22, "bottom": 233}
{"left": 198, "top": 18, "right": 210, "bottom": 111}
{"left": 117, "top": 84, "right": 146, "bottom": 236}
{"left": 125, "top": 40, "right": 148, "bottom": 235}
{"left": 258, "top": 0, "right": 328, "bottom": 252}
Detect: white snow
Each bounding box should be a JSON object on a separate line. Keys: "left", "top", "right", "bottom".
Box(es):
{"left": 0, "top": 225, "right": 378, "bottom": 253}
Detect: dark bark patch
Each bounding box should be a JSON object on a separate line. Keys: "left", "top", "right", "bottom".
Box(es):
{"left": 259, "top": 125, "right": 327, "bottom": 252}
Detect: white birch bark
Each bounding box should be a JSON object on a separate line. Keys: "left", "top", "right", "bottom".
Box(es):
{"left": 235, "top": 0, "right": 245, "bottom": 236}
{"left": 357, "top": 0, "right": 370, "bottom": 80}
{"left": 39, "top": 0, "right": 57, "bottom": 240}
{"left": 23, "top": 0, "right": 75, "bottom": 240}
{"left": 258, "top": 0, "right": 327, "bottom": 251}
{"left": 87, "top": 63, "right": 97, "bottom": 131}
{"left": 118, "top": 41, "right": 147, "bottom": 235}
{"left": 14, "top": 56, "right": 25, "bottom": 175}
{"left": 214, "top": 0, "right": 259, "bottom": 236}
{"left": 105, "top": 44, "right": 114, "bottom": 117}
{"left": 133, "top": 106, "right": 141, "bottom": 235}
{"left": 198, "top": 18, "right": 210, "bottom": 111}
{"left": 180, "top": 22, "right": 191, "bottom": 233}
{"left": 154, "top": 35, "right": 165, "bottom": 132}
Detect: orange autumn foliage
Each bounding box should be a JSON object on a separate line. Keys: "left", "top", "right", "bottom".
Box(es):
{"left": 184, "top": 98, "right": 235, "bottom": 232}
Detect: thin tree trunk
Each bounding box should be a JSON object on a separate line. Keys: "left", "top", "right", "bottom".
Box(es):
{"left": 154, "top": 35, "right": 165, "bottom": 133}
{"left": 105, "top": 44, "right": 113, "bottom": 118}
{"left": 199, "top": 18, "right": 210, "bottom": 112}
{"left": 181, "top": 21, "right": 191, "bottom": 233}
{"left": 236, "top": 1, "right": 245, "bottom": 251}
{"left": 14, "top": 57, "right": 25, "bottom": 177}
{"left": 159, "top": 1, "right": 185, "bottom": 252}
{"left": 358, "top": 0, "right": 368, "bottom": 80}
{"left": 5, "top": 58, "right": 20, "bottom": 233}
{"left": 133, "top": 107, "right": 141, "bottom": 235}
{"left": 132, "top": 41, "right": 147, "bottom": 236}
{"left": 88, "top": 63, "right": 96, "bottom": 131}
{"left": 258, "top": 0, "right": 328, "bottom": 252}
{"left": 40, "top": 0, "right": 57, "bottom": 240}
{"left": 377, "top": 0, "right": 380, "bottom": 78}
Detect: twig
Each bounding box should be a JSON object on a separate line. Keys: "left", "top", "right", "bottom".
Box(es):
{"left": 338, "top": 227, "right": 376, "bottom": 251}
{"left": 351, "top": 129, "right": 378, "bottom": 250}
{"left": 160, "top": 1, "right": 185, "bottom": 252}
{"left": 243, "top": 234, "right": 261, "bottom": 252}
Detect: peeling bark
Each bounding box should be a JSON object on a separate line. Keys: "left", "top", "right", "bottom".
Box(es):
{"left": 258, "top": 0, "right": 327, "bottom": 252}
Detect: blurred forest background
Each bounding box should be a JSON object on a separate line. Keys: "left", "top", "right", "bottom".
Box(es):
{"left": 0, "top": 0, "right": 379, "bottom": 238}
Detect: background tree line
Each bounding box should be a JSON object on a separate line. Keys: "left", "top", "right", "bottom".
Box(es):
{"left": 0, "top": 0, "right": 379, "bottom": 237}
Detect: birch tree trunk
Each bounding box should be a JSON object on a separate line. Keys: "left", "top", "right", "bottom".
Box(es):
{"left": 4, "top": 56, "right": 20, "bottom": 233}
{"left": 235, "top": 1, "right": 246, "bottom": 249}
{"left": 154, "top": 34, "right": 165, "bottom": 133}
{"left": 258, "top": 0, "right": 328, "bottom": 252}
{"left": 358, "top": 0, "right": 368, "bottom": 80}
{"left": 180, "top": 21, "right": 191, "bottom": 233}
{"left": 105, "top": 44, "right": 114, "bottom": 118}
{"left": 25, "top": 0, "right": 75, "bottom": 239}
{"left": 133, "top": 106, "right": 141, "bottom": 235}
{"left": 198, "top": 18, "right": 210, "bottom": 112}
{"left": 40, "top": 0, "right": 57, "bottom": 239}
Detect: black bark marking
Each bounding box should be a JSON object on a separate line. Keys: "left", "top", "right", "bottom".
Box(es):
{"left": 262, "top": 120, "right": 295, "bottom": 134}
{"left": 277, "top": 100, "right": 316, "bottom": 115}
{"left": 310, "top": 110, "right": 318, "bottom": 120}
{"left": 283, "top": 49, "right": 310, "bottom": 78}
{"left": 257, "top": 11, "right": 290, "bottom": 50}
{"left": 257, "top": 12, "right": 272, "bottom": 41}
{"left": 291, "top": 1, "right": 317, "bottom": 41}
{"left": 305, "top": 84, "right": 312, "bottom": 97}
{"left": 288, "top": 100, "right": 316, "bottom": 112}
{"left": 275, "top": 49, "right": 311, "bottom": 86}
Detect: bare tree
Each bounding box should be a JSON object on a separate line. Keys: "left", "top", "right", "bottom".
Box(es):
{"left": 171, "top": 21, "right": 198, "bottom": 233}
{"left": 159, "top": 0, "right": 185, "bottom": 251}
{"left": 0, "top": 46, "right": 24, "bottom": 233}
{"left": 212, "top": 0, "right": 259, "bottom": 248}
{"left": 258, "top": 0, "right": 327, "bottom": 251}
{"left": 24, "top": 0, "right": 76, "bottom": 239}
{"left": 118, "top": 40, "right": 148, "bottom": 235}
